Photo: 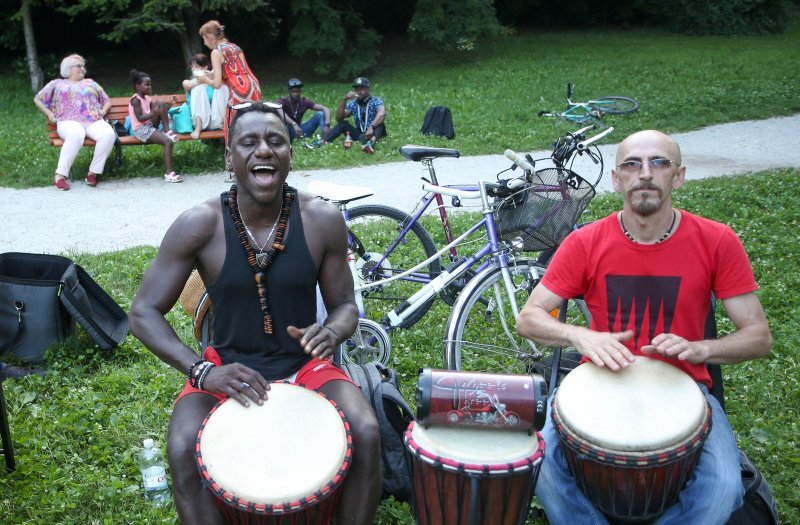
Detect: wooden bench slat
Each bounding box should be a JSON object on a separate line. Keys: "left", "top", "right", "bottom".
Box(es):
{"left": 45, "top": 94, "right": 223, "bottom": 147}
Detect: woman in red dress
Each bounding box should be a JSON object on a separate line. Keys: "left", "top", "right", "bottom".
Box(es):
{"left": 197, "top": 20, "right": 262, "bottom": 143}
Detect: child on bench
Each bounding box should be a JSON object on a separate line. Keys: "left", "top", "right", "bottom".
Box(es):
{"left": 128, "top": 69, "right": 182, "bottom": 183}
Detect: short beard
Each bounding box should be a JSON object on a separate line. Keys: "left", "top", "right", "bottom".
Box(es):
{"left": 627, "top": 186, "right": 662, "bottom": 216}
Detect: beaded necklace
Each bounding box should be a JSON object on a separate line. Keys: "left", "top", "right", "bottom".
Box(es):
{"left": 355, "top": 97, "right": 372, "bottom": 132}
{"left": 238, "top": 200, "right": 280, "bottom": 267}
{"left": 619, "top": 209, "right": 677, "bottom": 244}
{"left": 288, "top": 96, "right": 302, "bottom": 121}
{"left": 227, "top": 183, "right": 294, "bottom": 334}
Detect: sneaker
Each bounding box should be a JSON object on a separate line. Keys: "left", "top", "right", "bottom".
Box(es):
{"left": 54, "top": 177, "right": 70, "bottom": 191}
{"left": 85, "top": 173, "right": 97, "bottom": 187}
{"left": 0, "top": 363, "right": 46, "bottom": 379}
{"left": 164, "top": 171, "right": 184, "bottom": 183}
{"left": 305, "top": 138, "right": 324, "bottom": 150}
{"left": 362, "top": 141, "right": 374, "bottom": 154}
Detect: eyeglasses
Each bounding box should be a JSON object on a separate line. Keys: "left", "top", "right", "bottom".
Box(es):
{"left": 70, "top": 64, "right": 86, "bottom": 69}
{"left": 616, "top": 158, "right": 677, "bottom": 173}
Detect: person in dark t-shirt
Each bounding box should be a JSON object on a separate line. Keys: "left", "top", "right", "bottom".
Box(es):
{"left": 275, "top": 78, "right": 331, "bottom": 144}
{"left": 130, "top": 102, "right": 381, "bottom": 525}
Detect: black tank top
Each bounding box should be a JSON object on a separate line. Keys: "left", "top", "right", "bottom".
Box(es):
{"left": 206, "top": 188, "right": 318, "bottom": 379}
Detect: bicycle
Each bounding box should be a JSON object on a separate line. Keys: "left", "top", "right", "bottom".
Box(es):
{"left": 442, "top": 125, "right": 614, "bottom": 376}
{"left": 311, "top": 126, "right": 612, "bottom": 369}
{"left": 538, "top": 83, "right": 639, "bottom": 126}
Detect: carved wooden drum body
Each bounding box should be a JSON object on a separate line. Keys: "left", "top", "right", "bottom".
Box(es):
{"left": 552, "top": 358, "right": 711, "bottom": 522}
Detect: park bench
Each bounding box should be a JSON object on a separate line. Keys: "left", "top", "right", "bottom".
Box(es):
{"left": 45, "top": 94, "right": 224, "bottom": 164}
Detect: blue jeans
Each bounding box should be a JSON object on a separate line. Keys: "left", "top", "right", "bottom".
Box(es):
{"left": 536, "top": 384, "right": 743, "bottom": 525}
{"left": 287, "top": 111, "right": 325, "bottom": 140}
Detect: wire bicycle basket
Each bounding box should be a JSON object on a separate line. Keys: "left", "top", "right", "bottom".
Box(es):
{"left": 495, "top": 167, "right": 596, "bottom": 252}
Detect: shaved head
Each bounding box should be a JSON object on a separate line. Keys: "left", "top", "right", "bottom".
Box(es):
{"left": 616, "top": 130, "right": 682, "bottom": 167}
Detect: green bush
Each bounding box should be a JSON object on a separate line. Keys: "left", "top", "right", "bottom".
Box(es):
{"left": 668, "top": 0, "right": 795, "bottom": 35}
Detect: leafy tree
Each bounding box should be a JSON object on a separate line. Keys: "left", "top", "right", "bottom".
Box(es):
{"left": 287, "top": 0, "right": 381, "bottom": 79}
{"left": 408, "top": 0, "right": 502, "bottom": 51}
{"left": 58, "top": 0, "right": 278, "bottom": 68}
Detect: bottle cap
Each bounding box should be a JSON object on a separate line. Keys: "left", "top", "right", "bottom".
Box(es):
{"left": 143, "top": 438, "right": 154, "bottom": 448}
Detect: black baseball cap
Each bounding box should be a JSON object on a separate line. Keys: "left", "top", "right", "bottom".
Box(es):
{"left": 352, "top": 77, "right": 370, "bottom": 88}
{"left": 287, "top": 78, "right": 303, "bottom": 88}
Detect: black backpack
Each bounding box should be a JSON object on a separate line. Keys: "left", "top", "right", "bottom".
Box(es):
{"left": 339, "top": 361, "right": 414, "bottom": 502}
{"left": 420, "top": 106, "right": 455, "bottom": 139}
{"left": 725, "top": 448, "right": 780, "bottom": 524}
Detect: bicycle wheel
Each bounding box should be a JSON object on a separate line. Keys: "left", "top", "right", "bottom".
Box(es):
{"left": 341, "top": 318, "right": 392, "bottom": 365}
{"left": 588, "top": 96, "right": 640, "bottom": 115}
{"left": 444, "top": 259, "right": 590, "bottom": 375}
{"left": 348, "top": 204, "right": 441, "bottom": 329}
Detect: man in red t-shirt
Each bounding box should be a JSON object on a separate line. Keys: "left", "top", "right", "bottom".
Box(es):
{"left": 517, "top": 129, "right": 772, "bottom": 525}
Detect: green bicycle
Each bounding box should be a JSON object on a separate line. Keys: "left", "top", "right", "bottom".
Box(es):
{"left": 538, "top": 83, "right": 639, "bottom": 126}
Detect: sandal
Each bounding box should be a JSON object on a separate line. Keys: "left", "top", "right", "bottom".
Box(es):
{"left": 166, "top": 130, "right": 180, "bottom": 142}
{"left": 164, "top": 172, "right": 183, "bottom": 183}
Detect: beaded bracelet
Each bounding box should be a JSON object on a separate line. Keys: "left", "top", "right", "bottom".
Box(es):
{"left": 196, "top": 362, "right": 215, "bottom": 391}
{"left": 188, "top": 359, "right": 205, "bottom": 379}
{"left": 189, "top": 360, "right": 214, "bottom": 389}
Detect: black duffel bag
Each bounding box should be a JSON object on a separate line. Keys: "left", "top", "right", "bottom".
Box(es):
{"left": 0, "top": 252, "right": 128, "bottom": 363}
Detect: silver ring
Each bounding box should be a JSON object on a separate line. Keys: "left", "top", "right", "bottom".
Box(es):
{"left": 240, "top": 382, "right": 250, "bottom": 391}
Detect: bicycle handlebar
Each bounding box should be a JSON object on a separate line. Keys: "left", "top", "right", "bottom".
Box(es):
{"left": 504, "top": 149, "right": 534, "bottom": 172}
{"left": 577, "top": 126, "right": 614, "bottom": 150}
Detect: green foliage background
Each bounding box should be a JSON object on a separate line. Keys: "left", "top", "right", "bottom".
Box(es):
{"left": 2, "top": 25, "right": 799, "bottom": 187}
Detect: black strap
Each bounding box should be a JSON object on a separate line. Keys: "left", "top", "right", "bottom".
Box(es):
{"left": 0, "top": 301, "right": 25, "bottom": 359}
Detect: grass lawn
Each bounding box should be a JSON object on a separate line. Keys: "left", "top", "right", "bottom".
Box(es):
{"left": 1, "top": 25, "right": 799, "bottom": 188}
{"left": 1, "top": 25, "right": 799, "bottom": 524}
{"left": 1, "top": 168, "right": 798, "bottom": 524}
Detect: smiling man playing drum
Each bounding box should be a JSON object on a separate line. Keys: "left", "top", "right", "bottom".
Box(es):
{"left": 129, "top": 101, "right": 381, "bottom": 524}
{"left": 517, "top": 129, "right": 772, "bottom": 525}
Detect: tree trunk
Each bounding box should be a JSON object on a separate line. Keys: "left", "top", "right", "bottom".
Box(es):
{"left": 21, "top": 0, "right": 44, "bottom": 93}
{"left": 179, "top": 4, "right": 203, "bottom": 70}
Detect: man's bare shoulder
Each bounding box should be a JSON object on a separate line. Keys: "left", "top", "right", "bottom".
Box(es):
{"left": 296, "top": 189, "right": 342, "bottom": 225}
{"left": 166, "top": 195, "right": 223, "bottom": 246}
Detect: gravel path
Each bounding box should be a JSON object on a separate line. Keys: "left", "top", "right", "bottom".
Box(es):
{"left": 2, "top": 115, "right": 798, "bottom": 255}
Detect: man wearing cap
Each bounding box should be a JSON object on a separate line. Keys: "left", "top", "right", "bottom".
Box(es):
{"left": 275, "top": 78, "right": 332, "bottom": 146}
{"left": 325, "top": 76, "right": 386, "bottom": 154}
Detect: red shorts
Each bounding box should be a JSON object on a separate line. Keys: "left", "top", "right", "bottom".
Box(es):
{"left": 176, "top": 346, "right": 353, "bottom": 403}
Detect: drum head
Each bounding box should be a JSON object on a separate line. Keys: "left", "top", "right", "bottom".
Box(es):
{"left": 198, "top": 382, "right": 349, "bottom": 506}
{"left": 555, "top": 358, "right": 706, "bottom": 452}
{"left": 407, "top": 421, "right": 543, "bottom": 475}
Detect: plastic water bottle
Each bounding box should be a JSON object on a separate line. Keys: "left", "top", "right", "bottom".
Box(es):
{"left": 138, "top": 438, "right": 171, "bottom": 507}
{"left": 344, "top": 131, "right": 353, "bottom": 149}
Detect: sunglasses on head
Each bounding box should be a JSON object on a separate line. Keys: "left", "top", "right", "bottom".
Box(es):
{"left": 230, "top": 101, "right": 283, "bottom": 111}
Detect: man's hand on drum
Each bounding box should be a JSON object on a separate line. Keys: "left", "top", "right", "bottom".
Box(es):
{"left": 574, "top": 328, "right": 636, "bottom": 371}
{"left": 287, "top": 324, "right": 337, "bottom": 360}
{"left": 203, "top": 363, "right": 270, "bottom": 407}
{"left": 641, "top": 333, "right": 708, "bottom": 364}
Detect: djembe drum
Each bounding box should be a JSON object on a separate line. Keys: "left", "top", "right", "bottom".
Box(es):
{"left": 405, "top": 369, "right": 546, "bottom": 525}
{"left": 196, "top": 382, "right": 352, "bottom": 525}
{"left": 552, "top": 358, "right": 712, "bottom": 522}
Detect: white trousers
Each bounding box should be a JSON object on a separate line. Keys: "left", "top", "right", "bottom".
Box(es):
{"left": 55, "top": 119, "right": 116, "bottom": 177}
{"left": 189, "top": 85, "right": 228, "bottom": 131}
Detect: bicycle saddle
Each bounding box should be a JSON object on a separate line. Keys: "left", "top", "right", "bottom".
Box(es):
{"left": 307, "top": 180, "right": 374, "bottom": 204}
{"left": 399, "top": 145, "right": 461, "bottom": 162}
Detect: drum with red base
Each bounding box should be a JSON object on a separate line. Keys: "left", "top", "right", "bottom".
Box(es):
{"left": 552, "top": 358, "right": 711, "bottom": 522}
{"left": 404, "top": 421, "right": 545, "bottom": 525}
{"left": 196, "top": 382, "right": 352, "bottom": 524}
